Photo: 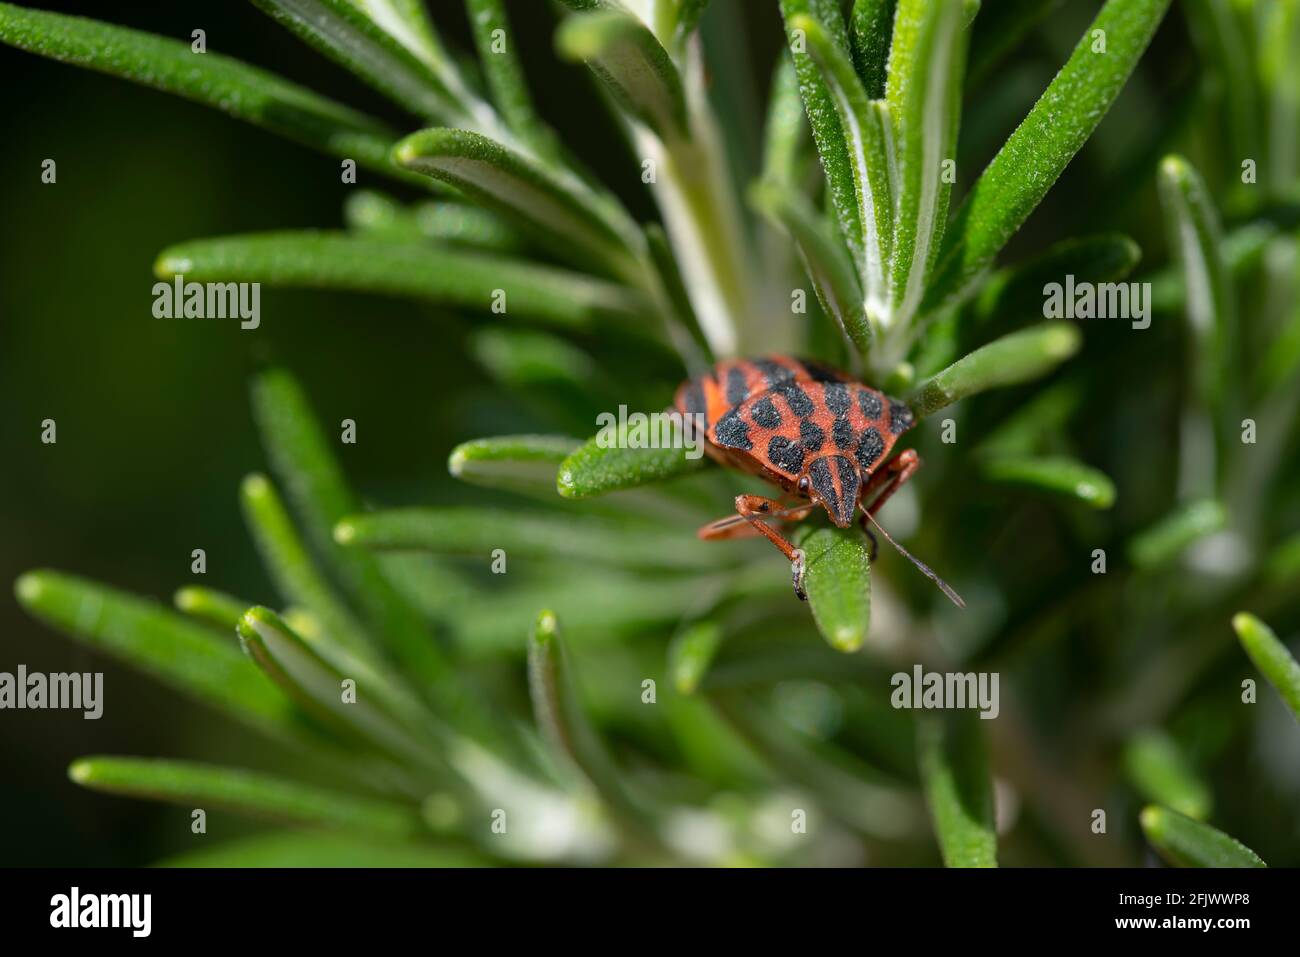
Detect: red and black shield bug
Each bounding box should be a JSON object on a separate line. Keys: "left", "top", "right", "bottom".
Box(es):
{"left": 673, "top": 355, "right": 964, "bottom": 607}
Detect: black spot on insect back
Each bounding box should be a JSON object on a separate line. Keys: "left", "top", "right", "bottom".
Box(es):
{"left": 823, "top": 381, "right": 851, "bottom": 416}
{"left": 725, "top": 367, "right": 748, "bottom": 406}
{"left": 767, "top": 435, "right": 805, "bottom": 473}
{"left": 776, "top": 381, "right": 814, "bottom": 417}
{"left": 833, "top": 415, "right": 856, "bottom": 450}
{"left": 856, "top": 427, "right": 884, "bottom": 471}
{"left": 889, "top": 400, "right": 915, "bottom": 435}
{"left": 751, "top": 396, "right": 781, "bottom": 429}
{"left": 753, "top": 358, "right": 793, "bottom": 390}
{"left": 858, "top": 388, "right": 883, "bottom": 420}
{"left": 714, "top": 408, "right": 752, "bottom": 450}
{"left": 799, "top": 419, "right": 825, "bottom": 452}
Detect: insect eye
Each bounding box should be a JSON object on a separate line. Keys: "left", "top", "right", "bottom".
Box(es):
{"left": 797, "top": 476, "right": 810, "bottom": 493}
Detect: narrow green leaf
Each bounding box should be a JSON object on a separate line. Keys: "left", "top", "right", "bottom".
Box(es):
{"left": 918, "top": 713, "right": 998, "bottom": 867}
{"left": 449, "top": 435, "right": 581, "bottom": 494}
{"left": 528, "top": 611, "right": 659, "bottom": 835}
{"left": 669, "top": 621, "right": 724, "bottom": 695}
{"left": 14, "top": 571, "right": 297, "bottom": 739}
{"left": 761, "top": 54, "right": 809, "bottom": 187}
{"left": 1126, "top": 499, "right": 1227, "bottom": 570}
{"left": 335, "top": 507, "right": 724, "bottom": 571}
{"left": 557, "top": 427, "right": 708, "bottom": 498}
{"left": 160, "top": 830, "right": 488, "bottom": 867}
{"left": 237, "top": 606, "right": 445, "bottom": 772}
{"left": 793, "top": 13, "right": 895, "bottom": 320}
{"left": 0, "top": 4, "right": 415, "bottom": 183}
{"left": 970, "top": 233, "right": 1143, "bottom": 327}
{"left": 251, "top": 369, "right": 448, "bottom": 687}
{"left": 343, "top": 191, "right": 525, "bottom": 252}
{"left": 980, "top": 455, "right": 1116, "bottom": 509}
{"left": 931, "top": 0, "right": 1173, "bottom": 305}
{"left": 250, "top": 0, "right": 463, "bottom": 120}
{"left": 793, "top": 525, "right": 872, "bottom": 653}
{"left": 465, "top": 0, "right": 559, "bottom": 160}
{"left": 394, "top": 128, "right": 640, "bottom": 280}
{"left": 781, "top": 0, "right": 865, "bottom": 272}
{"left": 850, "top": 0, "right": 896, "bottom": 98}
{"left": 69, "top": 756, "right": 422, "bottom": 836}
{"left": 555, "top": 10, "right": 689, "bottom": 142}
{"left": 173, "top": 586, "right": 251, "bottom": 632}
{"left": 751, "top": 181, "right": 869, "bottom": 354}
{"left": 1122, "top": 730, "right": 1213, "bottom": 820}
{"left": 910, "top": 322, "right": 1081, "bottom": 416}
{"left": 154, "top": 232, "right": 646, "bottom": 329}
{"left": 885, "top": 0, "right": 970, "bottom": 327}
{"left": 470, "top": 327, "right": 599, "bottom": 392}
{"left": 241, "top": 473, "right": 374, "bottom": 659}
{"left": 1158, "top": 154, "right": 1235, "bottom": 413}
{"left": 1234, "top": 613, "right": 1300, "bottom": 722}
{"left": 1140, "top": 805, "right": 1266, "bottom": 867}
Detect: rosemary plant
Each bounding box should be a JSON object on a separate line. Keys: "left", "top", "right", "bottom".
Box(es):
{"left": 4, "top": 0, "right": 1300, "bottom": 867}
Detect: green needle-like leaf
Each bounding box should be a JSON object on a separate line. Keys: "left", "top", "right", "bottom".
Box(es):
{"left": 394, "top": 128, "right": 640, "bottom": 279}
{"left": 237, "top": 606, "right": 446, "bottom": 772}
{"left": 1140, "top": 805, "right": 1266, "bottom": 867}
{"left": 251, "top": 369, "right": 448, "bottom": 688}
{"left": 980, "top": 455, "right": 1116, "bottom": 509}
{"left": 793, "top": 525, "right": 872, "bottom": 652}
{"left": 850, "top": 0, "right": 895, "bottom": 98}
{"left": 449, "top": 435, "right": 582, "bottom": 495}
{"left": 761, "top": 55, "right": 809, "bottom": 188}
{"left": 918, "top": 713, "right": 997, "bottom": 867}
{"left": 0, "top": 3, "right": 415, "bottom": 182}
{"left": 161, "top": 830, "right": 488, "bottom": 867}
{"left": 466, "top": 0, "right": 559, "bottom": 160}
{"left": 154, "top": 232, "right": 646, "bottom": 329}
{"left": 69, "top": 756, "right": 423, "bottom": 836}
{"left": 250, "top": 0, "right": 465, "bottom": 121}
{"left": 910, "top": 322, "right": 1081, "bottom": 416}
{"left": 931, "top": 0, "right": 1173, "bottom": 305}
{"left": 781, "top": 0, "right": 865, "bottom": 272}
{"left": 241, "top": 472, "right": 374, "bottom": 659}
{"left": 557, "top": 427, "right": 709, "bottom": 498}
{"left": 335, "top": 507, "right": 723, "bottom": 570}
{"left": 344, "top": 191, "right": 525, "bottom": 252}
{"left": 555, "top": 10, "right": 689, "bottom": 143}
{"left": 1127, "top": 499, "right": 1227, "bottom": 570}
{"left": 14, "top": 571, "right": 298, "bottom": 740}
{"left": 752, "top": 181, "right": 869, "bottom": 353}
{"left": 1158, "top": 154, "right": 1235, "bottom": 413}
{"left": 885, "top": 0, "right": 970, "bottom": 327}
{"left": 1122, "top": 730, "right": 1213, "bottom": 820}
{"left": 792, "top": 12, "right": 894, "bottom": 316}
{"left": 669, "top": 621, "right": 725, "bottom": 695}
{"left": 1233, "top": 613, "right": 1300, "bottom": 722}
{"left": 528, "top": 611, "right": 660, "bottom": 837}
{"left": 173, "top": 586, "right": 252, "bottom": 632}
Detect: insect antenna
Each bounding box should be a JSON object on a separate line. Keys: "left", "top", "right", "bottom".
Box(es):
{"left": 860, "top": 506, "right": 966, "bottom": 609}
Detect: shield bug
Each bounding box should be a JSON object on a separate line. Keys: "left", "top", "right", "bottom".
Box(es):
{"left": 673, "top": 355, "right": 963, "bottom": 606}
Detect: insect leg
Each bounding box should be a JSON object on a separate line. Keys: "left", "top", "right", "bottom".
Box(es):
{"left": 697, "top": 500, "right": 815, "bottom": 540}
{"left": 700, "top": 495, "right": 813, "bottom": 600}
